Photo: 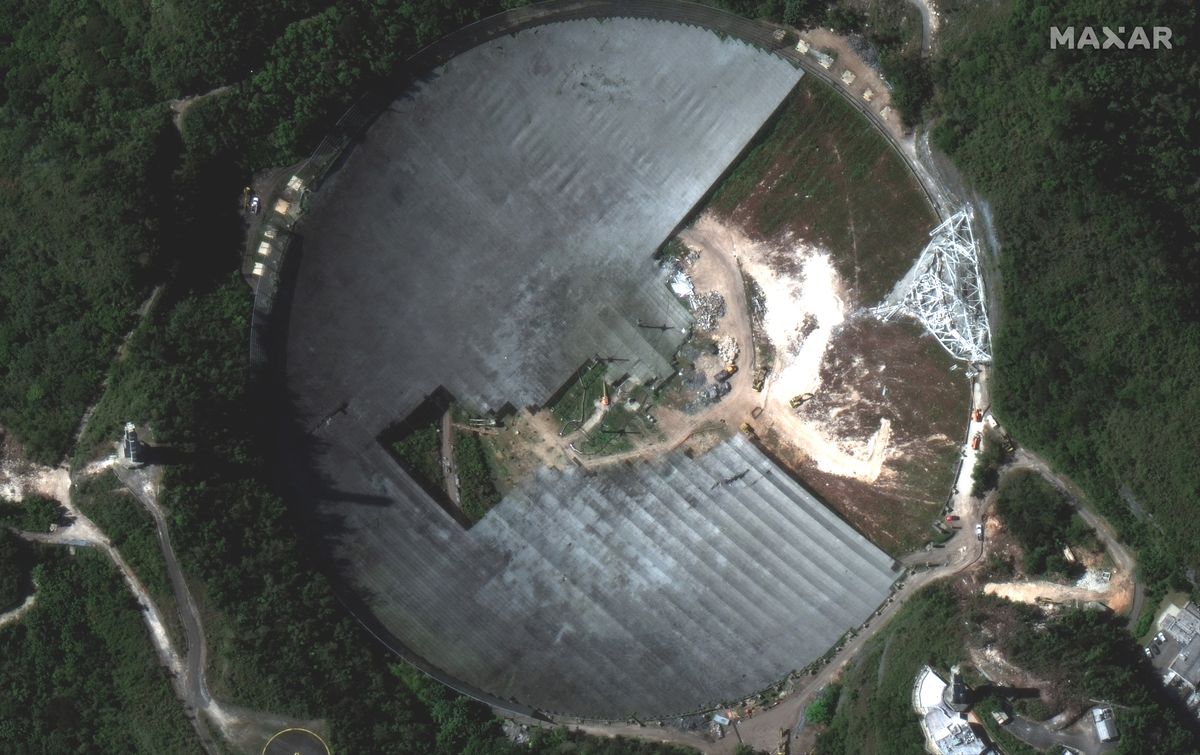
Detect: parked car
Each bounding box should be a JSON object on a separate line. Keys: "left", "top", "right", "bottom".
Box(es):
{"left": 975, "top": 523, "right": 984, "bottom": 541}
{"left": 1155, "top": 632, "right": 1166, "bottom": 644}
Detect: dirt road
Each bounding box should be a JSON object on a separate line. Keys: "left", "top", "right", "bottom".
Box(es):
{"left": 0, "top": 587, "right": 37, "bottom": 629}
{"left": 110, "top": 462, "right": 327, "bottom": 753}
{"left": 1, "top": 452, "right": 320, "bottom": 754}
{"left": 4, "top": 464, "right": 217, "bottom": 749}
{"left": 440, "top": 411, "right": 461, "bottom": 506}
{"left": 1007, "top": 448, "right": 1143, "bottom": 626}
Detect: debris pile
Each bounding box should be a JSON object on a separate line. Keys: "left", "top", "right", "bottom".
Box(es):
{"left": 670, "top": 270, "right": 694, "bottom": 298}
{"left": 716, "top": 336, "right": 739, "bottom": 365}
{"left": 689, "top": 291, "right": 725, "bottom": 330}
{"left": 847, "top": 33, "right": 880, "bottom": 70}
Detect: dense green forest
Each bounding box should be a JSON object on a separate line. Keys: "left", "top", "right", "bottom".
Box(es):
{"left": 995, "top": 471, "right": 1098, "bottom": 577}
{"left": 455, "top": 432, "right": 502, "bottom": 522}
{"left": 0, "top": 528, "right": 34, "bottom": 612}
{"left": 0, "top": 0, "right": 506, "bottom": 464}
{"left": 0, "top": 549, "right": 202, "bottom": 753}
{"left": 932, "top": 0, "right": 1200, "bottom": 592}
{"left": 73, "top": 474, "right": 185, "bottom": 647}
{"left": 0, "top": 495, "right": 62, "bottom": 533}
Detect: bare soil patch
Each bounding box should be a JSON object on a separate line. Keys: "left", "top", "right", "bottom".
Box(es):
{"left": 673, "top": 214, "right": 964, "bottom": 555}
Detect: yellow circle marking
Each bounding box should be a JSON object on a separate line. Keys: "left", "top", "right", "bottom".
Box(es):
{"left": 261, "top": 727, "right": 331, "bottom": 755}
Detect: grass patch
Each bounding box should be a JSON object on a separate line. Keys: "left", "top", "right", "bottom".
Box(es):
{"left": 455, "top": 432, "right": 501, "bottom": 523}
{"left": 550, "top": 360, "right": 607, "bottom": 432}
{"left": 577, "top": 406, "right": 639, "bottom": 456}
{"left": 806, "top": 683, "right": 841, "bottom": 726}
{"left": 1137, "top": 591, "right": 1191, "bottom": 646}
{"left": 390, "top": 423, "right": 444, "bottom": 491}
{"left": 708, "top": 77, "right": 935, "bottom": 303}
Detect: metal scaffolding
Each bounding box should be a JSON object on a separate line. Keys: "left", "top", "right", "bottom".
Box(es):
{"left": 872, "top": 208, "right": 992, "bottom": 363}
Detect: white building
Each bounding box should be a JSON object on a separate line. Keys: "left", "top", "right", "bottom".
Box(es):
{"left": 912, "top": 666, "right": 988, "bottom": 755}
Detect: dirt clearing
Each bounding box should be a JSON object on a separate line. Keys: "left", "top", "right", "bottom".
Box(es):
{"left": 677, "top": 214, "right": 964, "bottom": 554}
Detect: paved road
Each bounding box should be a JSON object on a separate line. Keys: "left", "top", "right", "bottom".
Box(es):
{"left": 111, "top": 465, "right": 219, "bottom": 738}
{"left": 110, "top": 463, "right": 326, "bottom": 753}
{"left": 905, "top": 0, "right": 934, "bottom": 54}
{"left": 1007, "top": 711, "right": 1116, "bottom": 754}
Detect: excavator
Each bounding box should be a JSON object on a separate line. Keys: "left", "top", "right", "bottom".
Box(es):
{"left": 789, "top": 392, "right": 814, "bottom": 409}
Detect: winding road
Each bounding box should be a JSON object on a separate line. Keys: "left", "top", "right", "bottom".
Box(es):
{"left": 2, "top": 456, "right": 317, "bottom": 754}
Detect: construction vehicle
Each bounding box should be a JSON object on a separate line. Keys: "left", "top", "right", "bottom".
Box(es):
{"left": 715, "top": 364, "right": 737, "bottom": 383}
{"left": 789, "top": 392, "right": 814, "bottom": 410}
{"left": 752, "top": 366, "right": 768, "bottom": 392}
{"left": 740, "top": 422, "right": 757, "bottom": 439}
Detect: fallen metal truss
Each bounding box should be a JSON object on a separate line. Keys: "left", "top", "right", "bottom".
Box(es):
{"left": 872, "top": 208, "right": 992, "bottom": 363}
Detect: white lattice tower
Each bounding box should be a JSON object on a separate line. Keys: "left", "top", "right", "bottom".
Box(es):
{"left": 872, "top": 208, "right": 992, "bottom": 363}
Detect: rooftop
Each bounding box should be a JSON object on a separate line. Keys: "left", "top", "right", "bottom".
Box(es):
{"left": 1169, "top": 634, "right": 1200, "bottom": 689}
{"left": 1163, "top": 602, "right": 1200, "bottom": 644}
{"left": 913, "top": 666, "right": 988, "bottom": 755}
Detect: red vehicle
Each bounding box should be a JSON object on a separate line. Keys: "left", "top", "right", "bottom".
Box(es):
{"left": 945, "top": 515, "right": 960, "bottom": 522}
{"left": 973, "top": 408, "right": 983, "bottom": 422}
{"left": 970, "top": 432, "right": 982, "bottom": 450}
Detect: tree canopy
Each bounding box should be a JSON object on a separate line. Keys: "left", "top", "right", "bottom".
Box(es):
{"left": 934, "top": 0, "right": 1200, "bottom": 588}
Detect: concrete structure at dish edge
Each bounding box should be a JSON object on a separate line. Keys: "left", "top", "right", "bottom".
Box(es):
{"left": 281, "top": 18, "right": 899, "bottom": 717}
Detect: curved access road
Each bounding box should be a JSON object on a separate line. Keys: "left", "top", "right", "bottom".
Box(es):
{"left": 12, "top": 465, "right": 221, "bottom": 753}
{"left": 1006, "top": 447, "right": 1144, "bottom": 629}
{"left": 110, "top": 463, "right": 326, "bottom": 753}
